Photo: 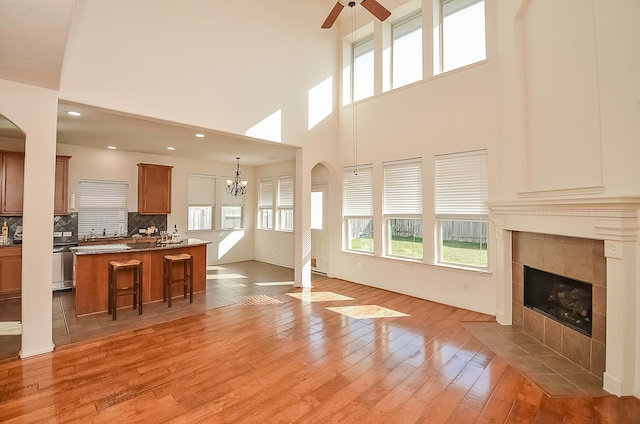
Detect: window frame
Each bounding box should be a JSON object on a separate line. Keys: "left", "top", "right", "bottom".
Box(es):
{"left": 343, "top": 164, "right": 374, "bottom": 253}
{"left": 77, "top": 179, "right": 129, "bottom": 238}
{"left": 187, "top": 173, "right": 216, "bottom": 232}
{"left": 258, "top": 177, "right": 274, "bottom": 230}
{"left": 391, "top": 10, "right": 423, "bottom": 90}
{"left": 276, "top": 175, "right": 294, "bottom": 232}
{"left": 221, "top": 205, "right": 244, "bottom": 230}
{"left": 383, "top": 158, "right": 423, "bottom": 260}
{"left": 434, "top": 0, "right": 486, "bottom": 75}
{"left": 352, "top": 34, "right": 375, "bottom": 103}
{"left": 434, "top": 149, "right": 489, "bottom": 271}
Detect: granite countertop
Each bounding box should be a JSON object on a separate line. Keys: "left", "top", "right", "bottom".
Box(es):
{"left": 70, "top": 238, "right": 211, "bottom": 255}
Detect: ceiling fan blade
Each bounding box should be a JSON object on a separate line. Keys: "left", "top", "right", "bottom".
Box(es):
{"left": 361, "top": 0, "right": 391, "bottom": 22}
{"left": 321, "top": 1, "right": 345, "bottom": 29}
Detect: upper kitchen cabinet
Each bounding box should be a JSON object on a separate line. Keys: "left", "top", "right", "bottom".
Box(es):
{"left": 0, "top": 151, "right": 25, "bottom": 215}
{"left": 137, "top": 163, "right": 173, "bottom": 214}
{"left": 54, "top": 156, "right": 71, "bottom": 215}
{"left": 0, "top": 152, "right": 70, "bottom": 216}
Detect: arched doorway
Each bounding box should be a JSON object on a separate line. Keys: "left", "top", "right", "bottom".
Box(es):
{"left": 311, "top": 163, "right": 329, "bottom": 274}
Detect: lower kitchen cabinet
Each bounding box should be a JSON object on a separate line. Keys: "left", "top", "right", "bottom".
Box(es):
{"left": 0, "top": 247, "right": 21, "bottom": 298}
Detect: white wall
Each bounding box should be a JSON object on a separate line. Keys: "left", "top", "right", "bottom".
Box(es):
{"left": 57, "top": 143, "right": 259, "bottom": 265}
{"left": 253, "top": 160, "right": 296, "bottom": 268}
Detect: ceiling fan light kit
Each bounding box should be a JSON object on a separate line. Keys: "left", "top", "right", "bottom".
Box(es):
{"left": 321, "top": 0, "right": 391, "bottom": 29}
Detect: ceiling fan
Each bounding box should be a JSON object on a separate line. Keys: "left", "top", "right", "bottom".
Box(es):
{"left": 321, "top": 0, "right": 391, "bottom": 29}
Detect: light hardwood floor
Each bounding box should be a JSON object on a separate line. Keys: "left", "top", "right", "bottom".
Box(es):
{"left": 0, "top": 261, "right": 639, "bottom": 423}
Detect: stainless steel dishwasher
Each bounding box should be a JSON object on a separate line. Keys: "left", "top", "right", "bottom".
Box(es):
{"left": 52, "top": 244, "right": 74, "bottom": 291}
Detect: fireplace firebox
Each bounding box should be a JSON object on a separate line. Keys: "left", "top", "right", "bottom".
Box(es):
{"left": 523, "top": 266, "right": 592, "bottom": 337}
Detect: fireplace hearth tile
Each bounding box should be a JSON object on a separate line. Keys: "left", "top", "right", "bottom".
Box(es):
{"left": 507, "top": 356, "right": 555, "bottom": 373}
{"left": 544, "top": 318, "right": 563, "bottom": 353}
{"left": 519, "top": 343, "right": 558, "bottom": 357}
{"left": 500, "top": 331, "right": 539, "bottom": 345}
{"left": 591, "top": 340, "right": 606, "bottom": 377}
{"left": 562, "top": 373, "right": 608, "bottom": 396}
{"left": 543, "top": 237, "right": 563, "bottom": 274}
{"left": 563, "top": 242, "right": 593, "bottom": 283}
{"left": 592, "top": 313, "right": 606, "bottom": 344}
{"left": 538, "top": 355, "right": 589, "bottom": 374}
{"left": 562, "top": 327, "right": 591, "bottom": 371}
{"left": 512, "top": 262, "right": 523, "bottom": 284}
{"left": 522, "top": 237, "right": 544, "bottom": 269}
{"left": 523, "top": 307, "right": 545, "bottom": 342}
{"left": 512, "top": 302, "right": 524, "bottom": 330}
{"left": 526, "top": 373, "right": 586, "bottom": 396}
{"left": 513, "top": 280, "right": 523, "bottom": 304}
{"left": 592, "top": 286, "right": 606, "bottom": 316}
{"left": 593, "top": 241, "right": 606, "bottom": 287}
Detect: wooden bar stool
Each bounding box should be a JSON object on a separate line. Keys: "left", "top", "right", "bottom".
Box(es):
{"left": 163, "top": 253, "right": 193, "bottom": 307}
{"left": 108, "top": 259, "right": 143, "bottom": 321}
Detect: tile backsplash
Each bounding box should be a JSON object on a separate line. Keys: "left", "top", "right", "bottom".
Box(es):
{"left": 53, "top": 213, "right": 78, "bottom": 244}
{"left": 127, "top": 213, "right": 167, "bottom": 237}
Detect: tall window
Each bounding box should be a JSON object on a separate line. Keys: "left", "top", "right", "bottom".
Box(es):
{"left": 392, "top": 11, "right": 423, "bottom": 89}
{"left": 343, "top": 165, "right": 373, "bottom": 253}
{"left": 384, "top": 159, "right": 422, "bottom": 259}
{"left": 277, "top": 175, "right": 294, "bottom": 231}
{"left": 188, "top": 174, "right": 215, "bottom": 231}
{"left": 353, "top": 35, "right": 374, "bottom": 102}
{"left": 221, "top": 177, "right": 245, "bottom": 229}
{"left": 434, "top": 0, "right": 486, "bottom": 74}
{"left": 78, "top": 179, "right": 128, "bottom": 237}
{"left": 258, "top": 177, "right": 273, "bottom": 230}
{"left": 435, "top": 150, "right": 488, "bottom": 269}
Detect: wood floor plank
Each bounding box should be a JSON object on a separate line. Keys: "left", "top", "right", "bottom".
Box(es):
{"left": 0, "top": 266, "right": 638, "bottom": 423}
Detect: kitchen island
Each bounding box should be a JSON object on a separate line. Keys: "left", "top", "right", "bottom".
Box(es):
{"left": 70, "top": 238, "right": 210, "bottom": 316}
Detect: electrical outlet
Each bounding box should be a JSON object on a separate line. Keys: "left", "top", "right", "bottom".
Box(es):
{"left": 53, "top": 231, "right": 62, "bottom": 237}
{"left": 357, "top": 262, "right": 361, "bottom": 269}
{"left": 63, "top": 231, "right": 72, "bottom": 237}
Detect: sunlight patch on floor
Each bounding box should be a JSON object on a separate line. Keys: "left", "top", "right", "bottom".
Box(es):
{"left": 215, "top": 280, "right": 247, "bottom": 288}
{"left": 206, "top": 265, "right": 227, "bottom": 271}
{"left": 326, "top": 305, "right": 409, "bottom": 319}
{"left": 240, "top": 295, "right": 283, "bottom": 306}
{"left": 255, "top": 281, "right": 295, "bottom": 286}
{"left": 286, "top": 291, "right": 354, "bottom": 302}
{"left": 206, "top": 273, "right": 247, "bottom": 280}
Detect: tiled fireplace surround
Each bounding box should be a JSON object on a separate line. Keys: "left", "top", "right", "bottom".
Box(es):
{"left": 490, "top": 197, "right": 640, "bottom": 397}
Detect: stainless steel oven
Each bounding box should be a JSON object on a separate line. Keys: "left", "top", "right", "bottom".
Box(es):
{"left": 52, "top": 244, "right": 74, "bottom": 291}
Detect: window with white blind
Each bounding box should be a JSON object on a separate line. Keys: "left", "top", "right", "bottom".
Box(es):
{"left": 221, "top": 177, "right": 245, "bottom": 229}
{"left": 434, "top": 0, "right": 486, "bottom": 75}
{"left": 258, "top": 177, "right": 273, "bottom": 230}
{"left": 384, "top": 159, "right": 422, "bottom": 259}
{"left": 277, "top": 175, "right": 294, "bottom": 231}
{"left": 392, "top": 11, "right": 423, "bottom": 89}
{"left": 77, "top": 179, "right": 128, "bottom": 237}
{"left": 435, "top": 149, "right": 488, "bottom": 269}
{"left": 188, "top": 174, "right": 215, "bottom": 231}
{"left": 343, "top": 165, "right": 373, "bottom": 253}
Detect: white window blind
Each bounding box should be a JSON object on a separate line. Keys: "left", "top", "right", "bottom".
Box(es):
{"left": 435, "top": 150, "right": 488, "bottom": 219}
{"left": 343, "top": 165, "right": 373, "bottom": 216}
{"left": 221, "top": 177, "right": 246, "bottom": 206}
{"left": 188, "top": 174, "right": 215, "bottom": 206}
{"left": 258, "top": 178, "right": 273, "bottom": 208}
{"left": 277, "top": 175, "right": 294, "bottom": 208}
{"left": 78, "top": 179, "right": 129, "bottom": 237}
{"left": 384, "top": 159, "right": 422, "bottom": 215}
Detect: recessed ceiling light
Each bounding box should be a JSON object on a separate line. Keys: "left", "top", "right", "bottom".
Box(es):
{"left": 67, "top": 111, "right": 82, "bottom": 117}
{"left": 107, "top": 146, "right": 116, "bottom": 150}
{"left": 195, "top": 133, "right": 205, "bottom": 138}
{"left": 167, "top": 147, "right": 175, "bottom": 151}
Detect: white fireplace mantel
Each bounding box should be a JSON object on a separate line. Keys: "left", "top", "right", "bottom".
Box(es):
{"left": 489, "top": 196, "right": 640, "bottom": 397}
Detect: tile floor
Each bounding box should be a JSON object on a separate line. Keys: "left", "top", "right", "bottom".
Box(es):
{"left": 460, "top": 320, "right": 609, "bottom": 397}
{"left": 0, "top": 261, "right": 610, "bottom": 398}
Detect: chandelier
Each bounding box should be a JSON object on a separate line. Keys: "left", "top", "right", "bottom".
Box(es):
{"left": 226, "top": 157, "right": 248, "bottom": 197}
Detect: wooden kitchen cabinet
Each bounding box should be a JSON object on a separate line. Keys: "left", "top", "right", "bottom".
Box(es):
{"left": 0, "top": 152, "right": 70, "bottom": 216}
{"left": 0, "top": 247, "right": 22, "bottom": 299}
{"left": 54, "top": 156, "right": 71, "bottom": 215}
{"left": 0, "top": 152, "right": 25, "bottom": 215}
{"left": 137, "top": 163, "right": 173, "bottom": 214}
